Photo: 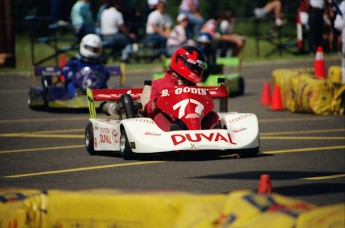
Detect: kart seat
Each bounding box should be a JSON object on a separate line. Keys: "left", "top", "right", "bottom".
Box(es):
{"left": 140, "top": 81, "right": 152, "bottom": 111}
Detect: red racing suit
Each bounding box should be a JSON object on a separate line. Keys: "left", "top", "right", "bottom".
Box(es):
{"left": 144, "top": 70, "right": 220, "bottom": 131}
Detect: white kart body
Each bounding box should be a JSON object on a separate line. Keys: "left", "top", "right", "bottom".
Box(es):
{"left": 89, "top": 112, "right": 259, "bottom": 153}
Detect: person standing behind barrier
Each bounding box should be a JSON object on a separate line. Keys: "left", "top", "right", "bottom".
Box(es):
{"left": 334, "top": 0, "right": 345, "bottom": 82}
{"left": 51, "top": 0, "right": 72, "bottom": 25}
{"left": 95, "top": 0, "right": 108, "bottom": 35}
{"left": 100, "top": 0, "right": 136, "bottom": 62}
{"left": 146, "top": 0, "right": 172, "bottom": 56}
{"left": 307, "top": 0, "right": 332, "bottom": 53}
{"left": 254, "top": 0, "right": 286, "bottom": 27}
{"left": 166, "top": 14, "right": 195, "bottom": 56}
{"left": 179, "top": 0, "right": 204, "bottom": 38}
{"left": 71, "top": 0, "right": 95, "bottom": 42}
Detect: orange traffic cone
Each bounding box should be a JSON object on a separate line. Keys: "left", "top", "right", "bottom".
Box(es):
{"left": 59, "top": 54, "right": 67, "bottom": 68}
{"left": 270, "top": 85, "right": 283, "bottom": 111}
{"left": 260, "top": 81, "right": 272, "bottom": 106}
{"left": 314, "top": 46, "right": 326, "bottom": 79}
{"left": 258, "top": 174, "right": 272, "bottom": 194}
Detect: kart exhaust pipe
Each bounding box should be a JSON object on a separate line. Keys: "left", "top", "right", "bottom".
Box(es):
{"left": 100, "top": 102, "right": 118, "bottom": 116}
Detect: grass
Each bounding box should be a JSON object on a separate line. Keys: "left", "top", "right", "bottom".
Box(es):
{"left": 0, "top": 32, "right": 340, "bottom": 72}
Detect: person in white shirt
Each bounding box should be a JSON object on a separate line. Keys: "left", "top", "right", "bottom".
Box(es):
{"left": 100, "top": 0, "right": 136, "bottom": 62}
{"left": 167, "top": 14, "right": 195, "bottom": 56}
{"left": 334, "top": 0, "right": 345, "bottom": 82}
{"left": 146, "top": 0, "right": 172, "bottom": 56}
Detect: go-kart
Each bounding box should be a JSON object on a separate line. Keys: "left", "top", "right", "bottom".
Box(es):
{"left": 28, "top": 64, "right": 125, "bottom": 109}
{"left": 84, "top": 81, "right": 259, "bottom": 160}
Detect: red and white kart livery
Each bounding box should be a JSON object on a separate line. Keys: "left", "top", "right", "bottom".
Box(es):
{"left": 85, "top": 83, "right": 259, "bottom": 160}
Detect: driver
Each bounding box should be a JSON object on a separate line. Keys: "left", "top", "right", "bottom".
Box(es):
{"left": 62, "top": 34, "right": 110, "bottom": 98}
{"left": 145, "top": 46, "right": 221, "bottom": 131}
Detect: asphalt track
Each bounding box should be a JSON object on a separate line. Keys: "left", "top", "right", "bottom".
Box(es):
{"left": 0, "top": 57, "right": 344, "bottom": 207}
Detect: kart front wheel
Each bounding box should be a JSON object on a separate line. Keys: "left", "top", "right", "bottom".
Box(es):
{"left": 120, "top": 129, "right": 135, "bottom": 160}
{"left": 85, "top": 122, "right": 96, "bottom": 155}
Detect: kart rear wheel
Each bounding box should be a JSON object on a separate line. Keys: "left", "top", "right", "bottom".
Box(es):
{"left": 120, "top": 94, "right": 137, "bottom": 118}
{"left": 120, "top": 129, "right": 135, "bottom": 160}
{"left": 238, "top": 76, "right": 245, "bottom": 96}
{"left": 238, "top": 147, "right": 259, "bottom": 158}
{"left": 85, "top": 122, "right": 96, "bottom": 155}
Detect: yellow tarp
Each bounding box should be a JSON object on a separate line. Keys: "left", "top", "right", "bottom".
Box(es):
{"left": 1, "top": 188, "right": 344, "bottom": 228}
{"left": 272, "top": 67, "right": 345, "bottom": 115}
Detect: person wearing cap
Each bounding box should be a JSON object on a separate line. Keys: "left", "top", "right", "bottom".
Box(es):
{"left": 166, "top": 14, "right": 195, "bottom": 56}
{"left": 146, "top": 0, "right": 172, "bottom": 56}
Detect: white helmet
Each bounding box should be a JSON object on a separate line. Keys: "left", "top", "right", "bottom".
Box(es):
{"left": 79, "top": 34, "right": 102, "bottom": 59}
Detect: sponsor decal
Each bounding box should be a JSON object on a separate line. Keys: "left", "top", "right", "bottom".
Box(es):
{"left": 228, "top": 114, "right": 253, "bottom": 123}
{"left": 94, "top": 125, "right": 99, "bottom": 131}
{"left": 171, "top": 132, "right": 236, "bottom": 146}
{"left": 130, "top": 142, "right": 136, "bottom": 149}
{"left": 112, "top": 130, "right": 119, "bottom": 144}
{"left": 161, "top": 87, "right": 207, "bottom": 97}
{"left": 144, "top": 132, "right": 161, "bottom": 136}
{"left": 185, "top": 113, "right": 200, "bottom": 119}
{"left": 126, "top": 119, "right": 154, "bottom": 124}
{"left": 100, "top": 128, "right": 111, "bottom": 144}
{"left": 100, "top": 134, "right": 111, "bottom": 144}
{"left": 233, "top": 128, "right": 247, "bottom": 133}
{"left": 94, "top": 137, "right": 97, "bottom": 148}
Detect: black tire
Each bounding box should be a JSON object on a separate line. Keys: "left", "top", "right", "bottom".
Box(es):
{"left": 120, "top": 94, "right": 137, "bottom": 118}
{"left": 120, "top": 129, "right": 135, "bottom": 160}
{"left": 237, "top": 147, "right": 259, "bottom": 158}
{"left": 238, "top": 76, "right": 245, "bottom": 96}
{"left": 85, "top": 122, "right": 96, "bottom": 155}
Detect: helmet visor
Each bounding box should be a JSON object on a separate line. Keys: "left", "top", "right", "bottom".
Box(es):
{"left": 186, "top": 58, "right": 207, "bottom": 76}
{"left": 177, "top": 54, "right": 207, "bottom": 76}
{"left": 85, "top": 44, "right": 101, "bottom": 55}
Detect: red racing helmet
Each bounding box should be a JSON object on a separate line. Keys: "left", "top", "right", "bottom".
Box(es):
{"left": 170, "top": 46, "right": 207, "bottom": 84}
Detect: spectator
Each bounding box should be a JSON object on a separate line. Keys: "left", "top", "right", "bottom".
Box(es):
{"left": 179, "top": 0, "right": 204, "bottom": 38}
{"left": 121, "top": 0, "right": 142, "bottom": 38}
{"left": 146, "top": 0, "right": 172, "bottom": 56}
{"left": 166, "top": 14, "right": 195, "bottom": 56}
{"left": 334, "top": 0, "right": 345, "bottom": 82}
{"left": 217, "top": 11, "right": 246, "bottom": 57}
{"left": 198, "top": 13, "right": 245, "bottom": 58}
{"left": 100, "top": 0, "right": 136, "bottom": 62}
{"left": 297, "top": 0, "right": 310, "bottom": 53}
{"left": 95, "top": 0, "right": 108, "bottom": 35}
{"left": 307, "top": 0, "right": 332, "bottom": 53}
{"left": 71, "top": 0, "right": 95, "bottom": 42}
{"left": 195, "top": 32, "right": 218, "bottom": 81}
{"left": 51, "top": 0, "right": 72, "bottom": 25}
{"left": 254, "top": 0, "right": 286, "bottom": 27}
{"left": 144, "top": 46, "right": 220, "bottom": 131}
{"left": 62, "top": 34, "right": 110, "bottom": 98}
{"left": 144, "top": 0, "right": 159, "bottom": 21}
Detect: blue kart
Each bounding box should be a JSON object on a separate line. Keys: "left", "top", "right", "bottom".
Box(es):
{"left": 28, "top": 64, "right": 125, "bottom": 110}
